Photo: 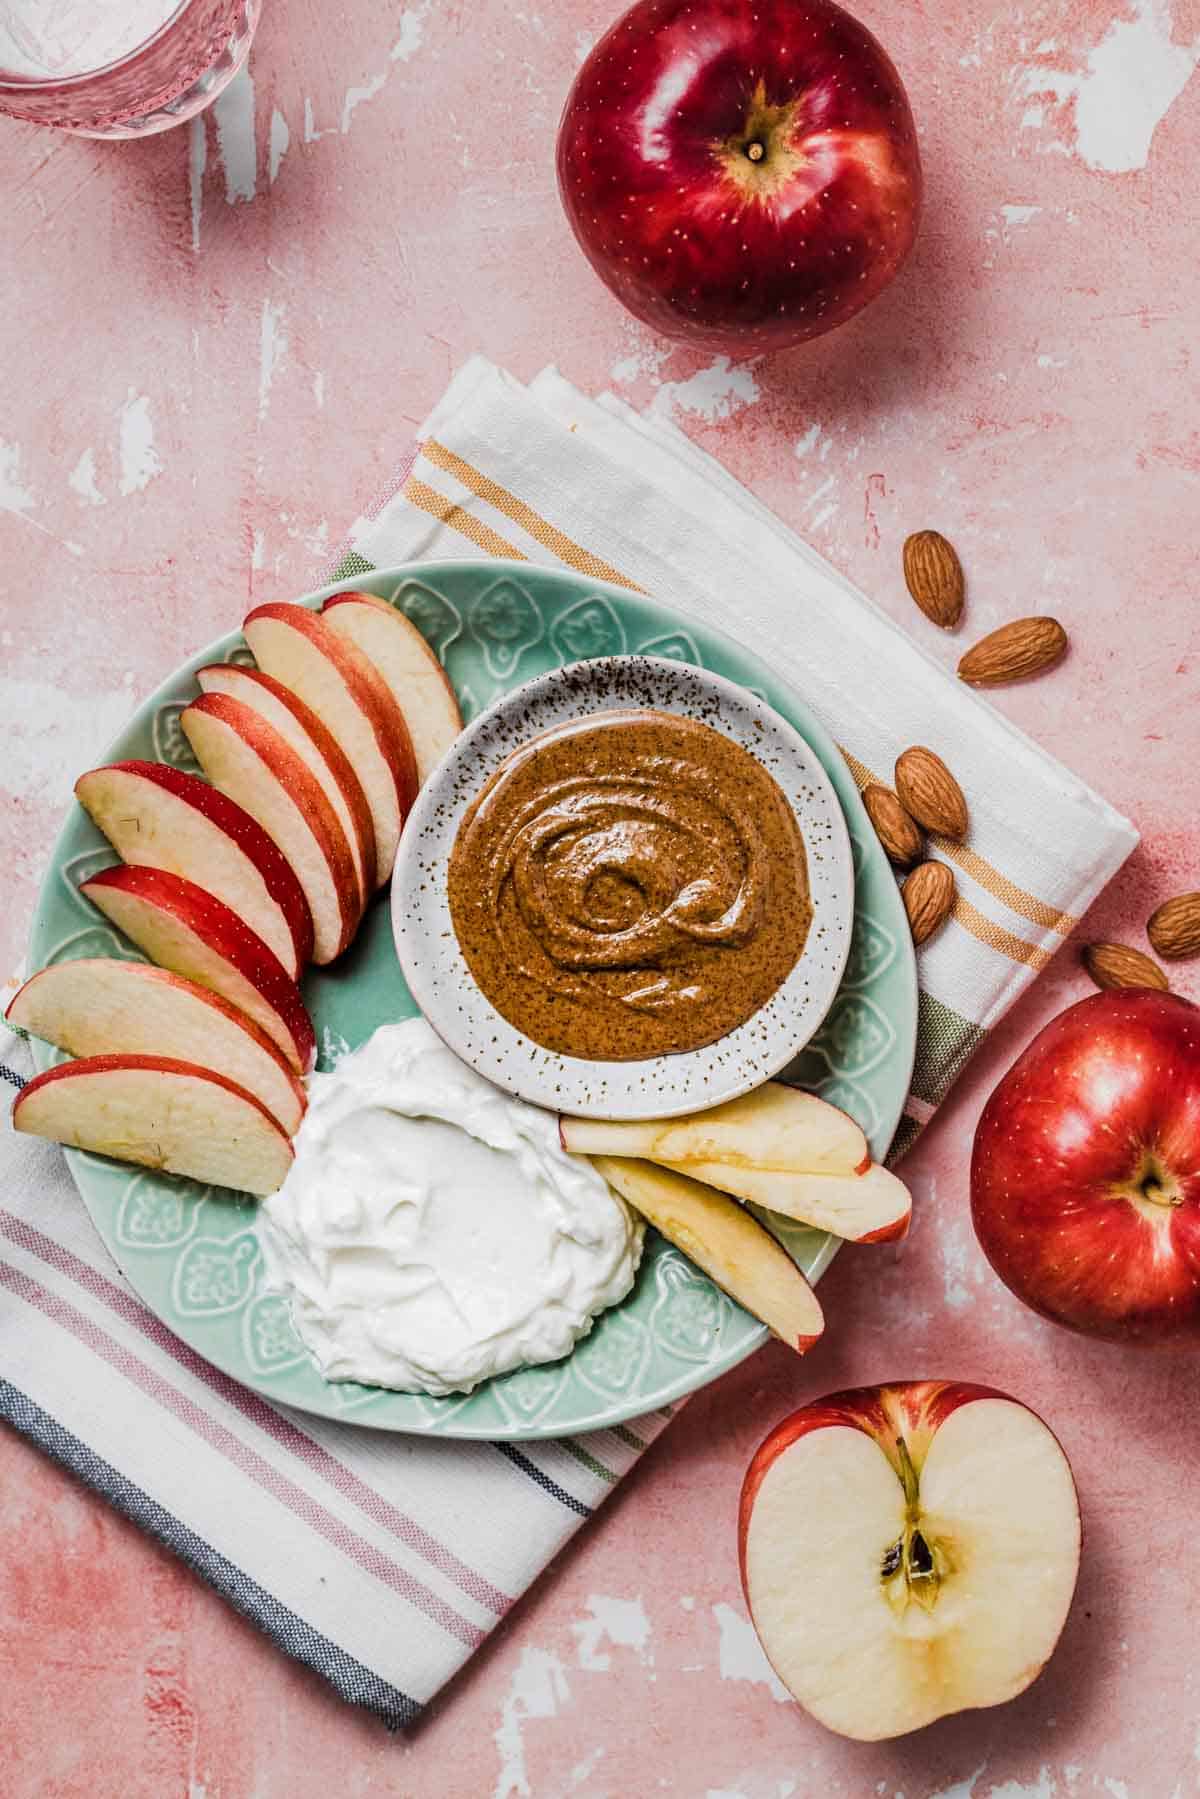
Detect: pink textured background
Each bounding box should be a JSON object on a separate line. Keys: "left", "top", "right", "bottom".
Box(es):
{"left": 3, "top": 1, "right": 1200, "bottom": 1794}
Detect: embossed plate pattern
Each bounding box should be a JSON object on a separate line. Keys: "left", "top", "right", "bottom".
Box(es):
{"left": 27, "top": 561, "right": 918, "bottom": 1440}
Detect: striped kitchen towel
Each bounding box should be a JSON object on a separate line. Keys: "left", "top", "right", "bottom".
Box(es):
{"left": 1, "top": 357, "right": 1136, "bottom": 1725}
{"left": 0, "top": 1035, "right": 674, "bottom": 1726}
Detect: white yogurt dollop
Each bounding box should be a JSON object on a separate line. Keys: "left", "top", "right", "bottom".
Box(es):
{"left": 258, "top": 1017, "right": 643, "bottom": 1396}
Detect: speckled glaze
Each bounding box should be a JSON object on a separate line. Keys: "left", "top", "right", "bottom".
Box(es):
{"left": 26, "top": 561, "right": 916, "bottom": 1440}
{"left": 396, "top": 654, "right": 853, "bottom": 1116}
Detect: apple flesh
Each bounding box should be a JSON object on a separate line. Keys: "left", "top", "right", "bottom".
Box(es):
{"left": 592, "top": 1155, "right": 823, "bottom": 1351}
{"left": 663, "top": 1157, "right": 910, "bottom": 1242}
{"left": 7, "top": 959, "right": 305, "bottom": 1136}
{"left": 740, "top": 1381, "right": 1081, "bottom": 1740}
{"left": 13, "top": 1054, "right": 294, "bottom": 1196}
{"left": 181, "top": 692, "right": 360, "bottom": 965}
{"left": 557, "top": 0, "right": 921, "bottom": 354}
{"left": 972, "top": 989, "right": 1200, "bottom": 1343}
{"left": 195, "top": 662, "right": 378, "bottom": 903}
{"left": 81, "top": 865, "right": 315, "bottom": 1075}
{"left": 75, "top": 761, "right": 313, "bottom": 978}
{"left": 560, "top": 1084, "right": 869, "bottom": 1175}
{"left": 321, "top": 591, "right": 463, "bottom": 786}
{"left": 242, "top": 604, "right": 417, "bottom": 884}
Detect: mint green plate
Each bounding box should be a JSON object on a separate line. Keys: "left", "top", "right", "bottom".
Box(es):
{"left": 27, "top": 560, "right": 917, "bottom": 1440}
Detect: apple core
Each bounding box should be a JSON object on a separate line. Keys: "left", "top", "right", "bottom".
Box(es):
{"left": 879, "top": 1437, "right": 948, "bottom": 1618}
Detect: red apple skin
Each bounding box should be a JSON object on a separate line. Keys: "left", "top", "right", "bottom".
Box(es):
{"left": 857, "top": 1203, "right": 911, "bottom": 1246}
{"left": 76, "top": 760, "right": 315, "bottom": 974}
{"left": 14, "top": 1051, "right": 288, "bottom": 1133}
{"left": 556, "top": 0, "right": 921, "bottom": 355}
{"left": 81, "top": 865, "right": 317, "bottom": 1074}
{"left": 195, "top": 662, "right": 379, "bottom": 898}
{"left": 5, "top": 958, "right": 306, "bottom": 1135}
{"left": 738, "top": 1380, "right": 1014, "bottom": 1590}
{"left": 971, "top": 990, "right": 1200, "bottom": 1345}
{"left": 243, "top": 604, "right": 419, "bottom": 821}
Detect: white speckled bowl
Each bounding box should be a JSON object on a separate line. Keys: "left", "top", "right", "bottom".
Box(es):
{"left": 392, "top": 656, "right": 854, "bottom": 1119}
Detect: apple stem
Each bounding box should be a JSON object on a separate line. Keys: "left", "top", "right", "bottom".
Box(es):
{"left": 895, "top": 1436, "right": 920, "bottom": 1509}
{"left": 746, "top": 140, "right": 765, "bottom": 162}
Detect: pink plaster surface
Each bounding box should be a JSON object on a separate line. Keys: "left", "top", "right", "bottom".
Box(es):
{"left": 2, "top": 1, "right": 1200, "bottom": 1793}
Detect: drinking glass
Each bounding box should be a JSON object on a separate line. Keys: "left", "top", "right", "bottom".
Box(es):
{"left": 0, "top": 0, "right": 261, "bottom": 136}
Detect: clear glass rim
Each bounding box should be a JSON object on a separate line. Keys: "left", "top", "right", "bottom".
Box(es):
{"left": 0, "top": 0, "right": 192, "bottom": 92}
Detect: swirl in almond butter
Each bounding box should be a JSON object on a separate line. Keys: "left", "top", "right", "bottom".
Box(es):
{"left": 448, "top": 710, "right": 811, "bottom": 1060}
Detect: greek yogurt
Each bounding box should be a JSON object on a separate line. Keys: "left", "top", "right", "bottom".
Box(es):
{"left": 257, "top": 1017, "right": 643, "bottom": 1396}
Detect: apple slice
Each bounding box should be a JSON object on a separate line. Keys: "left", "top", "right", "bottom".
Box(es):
{"left": 75, "top": 761, "right": 313, "bottom": 978}
{"left": 243, "top": 604, "right": 417, "bottom": 884}
{"left": 591, "top": 1156, "right": 823, "bottom": 1352}
{"left": 739, "top": 1382, "right": 1081, "bottom": 1740}
{"left": 196, "top": 662, "right": 377, "bottom": 903}
{"left": 7, "top": 959, "right": 305, "bottom": 1136}
{"left": 13, "top": 1054, "right": 294, "bottom": 1196}
{"left": 321, "top": 591, "right": 463, "bottom": 785}
{"left": 664, "top": 1158, "right": 911, "bottom": 1244}
{"left": 81, "top": 866, "right": 315, "bottom": 1074}
{"left": 181, "top": 693, "right": 359, "bottom": 965}
{"left": 561, "top": 1084, "right": 869, "bottom": 1176}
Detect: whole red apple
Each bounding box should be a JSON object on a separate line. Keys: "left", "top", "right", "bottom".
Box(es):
{"left": 556, "top": 0, "right": 922, "bottom": 355}
{"left": 971, "top": 989, "right": 1200, "bottom": 1344}
{"left": 739, "top": 1381, "right": 1081, "bottom": 1739}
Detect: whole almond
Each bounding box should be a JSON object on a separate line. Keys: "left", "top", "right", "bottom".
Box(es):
{"left": 903, "top": 530, "right": 964, "bottom": 630}
{"left": 903, "top": 861, "right": 956, "bottom": 946}
{"left": 1083, "top": 942, "right": 1169, "bottom": 992}
{"left": 1147, "top": 893, "right": 1200, "bottom": 961}
{"left": 894, "top": 746, "right": 968, "bottom": 841}
{"left": 958, "top": 617, "right": 1068, "bottom": 686}
{"left": 863, "top": 784, "right": 924, "bottom": 868}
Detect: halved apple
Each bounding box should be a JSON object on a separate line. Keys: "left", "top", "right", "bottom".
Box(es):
{"left": 664, "top": 1158, "right": 911, "bottom": 1243}
{"left": 321, "top": 591, "right": 463, "bottom": 784}
{"left": 591, "top": 1156, "right": 823, "bottom": 1352}
{"left": 739, "top": 1382, "right": 1081, "bottom": 1740}
{"left": 181, "top": 693, "right": 359, "bottom": 964}
{"left": 243, "top": 604, "right": 417, "bottom": 884}
{"left": 75, "top": 761, "right": 313, "bottom": 978}
{"left": 81, "top": 865, "right": 315, "bottom": 1074}
{"left": 7, "top": 959, "right": 305, "bottom": 1136}
{"left": 13, "top": 1054, "right": 294, "bottom": 1196}
{"left": 561, "top": 1084, "right": 869, "bottom": 1176}
{"left": 196, "top": 662, "right": 377, "bottom": 903}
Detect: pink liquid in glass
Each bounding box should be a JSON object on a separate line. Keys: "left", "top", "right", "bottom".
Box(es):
{"left": 0, "top": 0, "right": 260, "bottom": 135}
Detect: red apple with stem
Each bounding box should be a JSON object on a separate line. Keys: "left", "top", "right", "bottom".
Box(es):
{"left": 971, "top": 989, "right": 1200, "bottom": 1344}
{"left": 556, "top": 0, "right": 921, "bottom": 355}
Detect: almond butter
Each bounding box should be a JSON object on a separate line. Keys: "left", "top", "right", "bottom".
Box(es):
{"left": 958, "top": 617, "right": 1068, "bottom": 686}
{"left": 863, "top": 784, "right": 924, "bottom": 868}
{"left": 903, "top": 861, "right": 956, "bottom": 946}
{"left": 903, "top": 530, "right": 964, "bottom": 629}
{"left": 1147, "top": 892, "right": 1200, "bottom": 960}
{"left": 1082, "top": 942, "right": 1169, "bottom": 993}
{"left": 894, "top": 746, "right": 969, "bottom": 842}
